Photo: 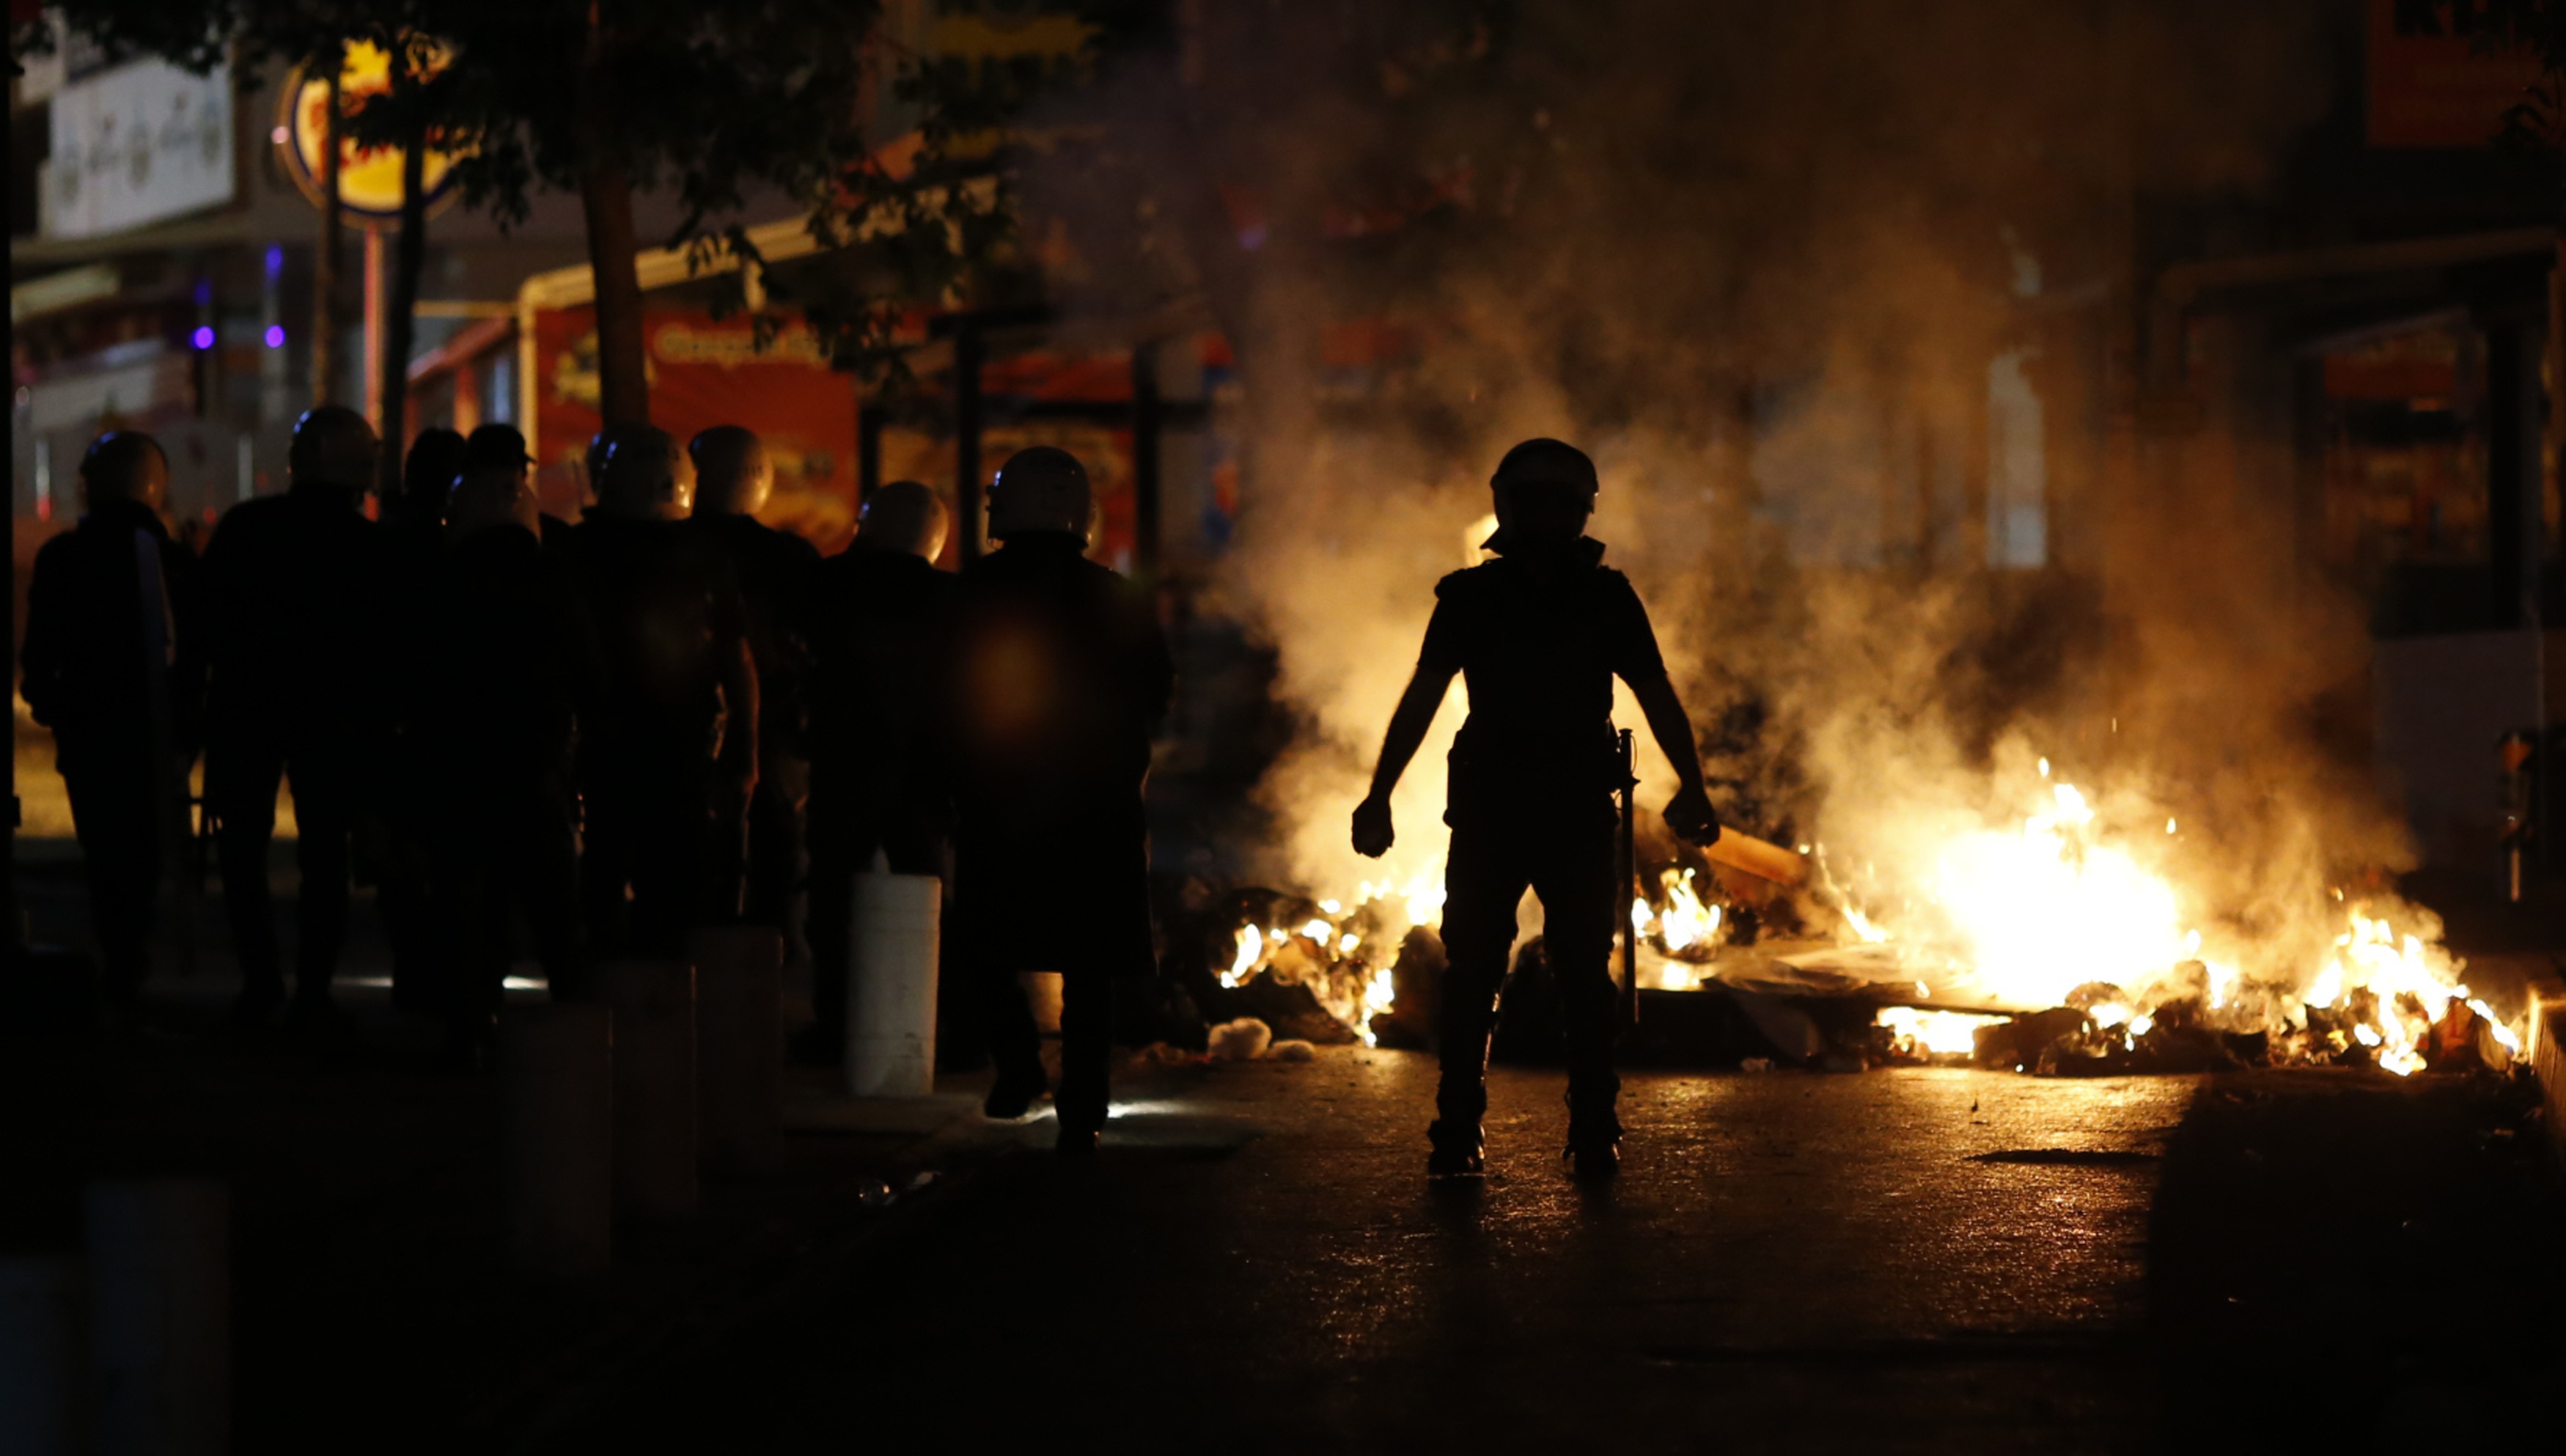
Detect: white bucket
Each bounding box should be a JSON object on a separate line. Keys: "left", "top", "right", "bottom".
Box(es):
{"left": 848, "top": 873, "right": 941, "bottom": 1097}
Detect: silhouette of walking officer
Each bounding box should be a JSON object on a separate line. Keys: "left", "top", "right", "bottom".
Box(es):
{"left": 202, "top": 405, "right": 386, "bottom": 1026}
{"left": 1354, "top": 438, "right": 1718, "bottom": 1178}
{"left": 426, "top": 424, "right": 601, "bottom": 1056}
{"left": 801, "top": 480, "right": 957, "bottom": 1066}
{"left": 685, "top": 424, "right": 820, "bottom": 930}
{"left": 21, "top": 430, "right": 204, "bottom": 1018}
{"left": 571, "top": 427, "right": 759, "bottom": 955}
{"left": 942, "top": 448, "right": 1172, "bottom": 1154}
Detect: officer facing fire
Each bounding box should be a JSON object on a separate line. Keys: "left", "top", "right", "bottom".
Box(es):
{"left": 1354, "top": 438, "right": 1718, "bottom": 1178}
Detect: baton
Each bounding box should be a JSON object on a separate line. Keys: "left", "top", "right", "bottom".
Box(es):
{"left": 1618, "top": 727, "right": 1639, "bottom": 1031}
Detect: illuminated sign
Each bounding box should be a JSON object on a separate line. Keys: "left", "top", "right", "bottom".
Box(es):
{"left": 43, "top": 59, "right": 235, "bottom": 240}
{"left": 279, "top": 40, "right": 462, "bottom": 225}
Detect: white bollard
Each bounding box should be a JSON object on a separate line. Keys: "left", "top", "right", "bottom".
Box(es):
{"left": 0, "top": 1254, "right": 81, "bottom": 1456}
{"left": 689, "top": 925, "right": 784, "bottom": 1177}
{"left": 595, "top": 960, "right": 699, "bottom": 1221}
{"left": 502, "top": 1003, "right": 615, "bottom": 1276}
{"left": 848, "top": 873, "right": 941, "bottom": 1097}
{"left": 84, "top": 1180, "right": 227, "bottom": 1456}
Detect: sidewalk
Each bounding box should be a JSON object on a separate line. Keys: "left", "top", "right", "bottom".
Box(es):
{"left": 1, "top": 845, "right": 1098, "bottom": 1455}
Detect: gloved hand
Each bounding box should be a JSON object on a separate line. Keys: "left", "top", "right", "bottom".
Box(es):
{"left": 1664, "top": 784, "right": 1721, "bottom": 848}
{"left": 1352, "top": 794, "right": 1396, "bottom": 858}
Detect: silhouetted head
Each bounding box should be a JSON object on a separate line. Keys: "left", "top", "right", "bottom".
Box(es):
{"left": 687, "top": 425, "right": 770, "bottom": 518}
{"left": 1488, "top": 438, "right": 1596, "bottom": 551}
{"left": 447, "top": 462, "right": 538, "bottom": 538}
{"left": 402, "top": 428, "right": 468, "bottom": 514}
{"left": 856, "top": 480, "right": 949, "bottom": 562}
{"left": 451, "top": 427, "right": 537, "bottom": 537}
{"left": 80, "top": 430, "right": 169, "bottom": 515}
{"left": 289, "top": 405, "right": 381, "bottom": 496}
{"left": 986, "top": 446, "right": 1091, "bottom": 545}
{"left": 462, "top": 423, "right": 534, "bottom": 480}
{"left": 593, "top": 427, "right": 688, "bottom": 520}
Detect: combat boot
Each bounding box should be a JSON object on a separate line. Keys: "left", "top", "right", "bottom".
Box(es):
{"left": 1427, "top": 1066, "right": 1490, "bottom": 1177}
{"left": 1564, "top": 1067, "right": 1623, "bottom": 1180}
{"left": 983, "top": 1065, "right": 1051, "bottom": 1119}
{"left": 1425, "top": 1117, "right": 1486, "bottom": 1177}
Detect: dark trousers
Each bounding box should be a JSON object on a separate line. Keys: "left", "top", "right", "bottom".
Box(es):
{"left": 955, "top": 806, "right": 1150, "bottom": 1134}
{"left": 983, "top": 966, "right": 1111, "bottom": 1131}
{"left": 62, "top": 763, "right": 162, "bottom": 1004}
{"left": 733, "top": 749, "right": 806, "bottom": 930}
{"left": 806, "top": 773, "right": 945, "bottom": 1061}
{"left": 581, "top": 758, "right": 724, "bottom": 960}
{"left": 210, "top": 733, "right": 357, "bottom": 1003}
{"left": 375, "top": 759, "right": 440, "bottom": 1012}
{"left": 1436, "top": 793, "right": 1622, "bottom": 1141}
{"left": 438, "top": 780, "right": 584, "bottom": 1022}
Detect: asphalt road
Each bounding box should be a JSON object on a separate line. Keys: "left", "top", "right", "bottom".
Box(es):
{"left": 551, "top": 1055, "right": 2216, "bottom": 1455}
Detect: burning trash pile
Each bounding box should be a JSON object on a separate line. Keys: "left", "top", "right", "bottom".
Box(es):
{"left": 1172, "top": 871, "right": 1446, "bottom": 1051}
{"left": 1187, "top": 749, "right": 2532, "bottom": 1081}
{"left": 1636, "top": 752, "right": 2532, "bottom": 1078}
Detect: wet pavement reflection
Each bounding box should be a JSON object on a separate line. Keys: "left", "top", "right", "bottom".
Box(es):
{"left": 568, "top": 1051, "right": 2193, "bottom": 1454}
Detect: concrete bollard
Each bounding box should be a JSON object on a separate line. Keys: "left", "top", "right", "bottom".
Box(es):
{"left": 0, "top": 1254, "right": 81, "bottom": 1456}
{"left": 689, "top": 925, "right": 784, "bottom": 1177}
{"left": 595, "top": 960, "right": 699, "bottom": 1221}
{"left": 848, "top": 873, "right": 941, "bottom": 1097}
{"left": 84, "top": 1180, "right": 227, "bottom": 1456}
{"left": 502, "top": 1003, "right": 615, "bottom": 1276}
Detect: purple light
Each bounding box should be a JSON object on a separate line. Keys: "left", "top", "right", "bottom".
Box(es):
{"left": 264, "top": 325, "right": 286, "bottom": 349}
{"left": 264, "top": 245, "right": 284, "bottom": 282}
{"left": 191, "top": 326, "right": 216, "bottom": 350}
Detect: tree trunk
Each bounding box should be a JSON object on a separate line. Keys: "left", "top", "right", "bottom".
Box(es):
{"left": 378, "top": 94, "right": 430, "bottom": 499}
{"left": 312, "top": 51, "right": 346, "bottom": 406}
{"left": 576, "top": 8, "right": 650, "bottom": 426}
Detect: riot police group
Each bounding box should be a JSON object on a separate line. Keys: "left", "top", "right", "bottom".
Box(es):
{"left": 29, "top": 413, "right": 1710, "bottom": 1174}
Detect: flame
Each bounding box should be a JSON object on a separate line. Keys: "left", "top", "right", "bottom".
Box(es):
{"left": 1834, "top": 751, "right": 2526, "bottom": 1068}
{"left": 2314, "top": 911, "right": 2467, "bottom": 1076}
{"left": 1878, "top": 1005, "right": 2007, "bottom": 1056}
{"left": 1224, "top": 925, "right": 1264, "bottom": 989}
{"left": 1925, "top": 777, "right": 2191, "bottom": 1009}
{"left": 1656, "top": 869, "right": 1718, "bottom": 952}
{"left": 1358, "top": 967, "right": 1397, "bottom": 1047}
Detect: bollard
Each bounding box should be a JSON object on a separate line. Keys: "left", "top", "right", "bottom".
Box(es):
{"left": 848, "top": 873, "right": 941, "bottom": 1097}
{"left": 0, "top": 1254, "right": 80, "bottom": 1456}
{"left": 688, "top": 925, "right": 784, "bottom": 1176}
{"left": 84, "top": 1180, "right": 227, "bottom": 1456}
{"left": 595, "top": 960, "right": 699, "bottom": 1221}
{"left": 502, "top": 1003, "right": 614, "bottom": 1276}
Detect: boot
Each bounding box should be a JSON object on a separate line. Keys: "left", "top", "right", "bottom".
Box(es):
{"left": 1429, "top": 971, "right": 1499, "bottom": 1178}
{"left": 983, "top": 1065, "right": 1050, "bottom": 1120}
{"left": 1426, "top": 1117, "right": 1486, "bottom": 1177}
{"left": 1426, "top": 1066, "right": 1490, "bottom": 1177}
{"left": 1564, "top": 1071, "right": 1623, "bottom": 1180}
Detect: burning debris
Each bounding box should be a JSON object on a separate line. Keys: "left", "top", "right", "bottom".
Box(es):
{"left": 1191, "top": 878, "right": 1441, "bottom": 1049}
{"left": 1193, "top": 750, "right": 2534, "bottom": 1083}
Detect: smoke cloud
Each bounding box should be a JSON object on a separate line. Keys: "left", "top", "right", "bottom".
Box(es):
{"left": 1034, "top": 0, "right": 2394, "bottom": 994}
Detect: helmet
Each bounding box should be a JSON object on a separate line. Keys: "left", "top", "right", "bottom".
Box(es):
{"left": 987, "top": 446, "right": 1092, "bottom": 540}
{"left": 1490, "top": 438, "right": 1598, "bottom": 500}
{"left": 290, "top": 405, "right": 380, "bottom": 490}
